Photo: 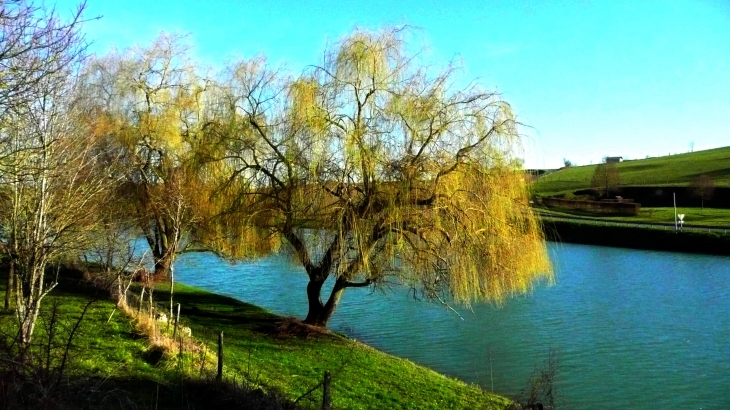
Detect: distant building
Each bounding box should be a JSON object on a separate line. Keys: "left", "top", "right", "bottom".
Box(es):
{"left": 605, "top": 156, "right": 623, "bottom": 163}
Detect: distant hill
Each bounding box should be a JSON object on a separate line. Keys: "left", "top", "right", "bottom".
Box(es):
{"left": 531, "top": 146, "right": 730, "bottom": 197}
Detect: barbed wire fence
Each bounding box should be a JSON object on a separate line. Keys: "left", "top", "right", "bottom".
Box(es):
{"left": 116, "top": 282, "right": 335, "bottom": 409}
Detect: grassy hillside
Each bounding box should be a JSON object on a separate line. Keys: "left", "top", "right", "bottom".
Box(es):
{"left": 532, "top": 146, "right": 730, "bottom": 196}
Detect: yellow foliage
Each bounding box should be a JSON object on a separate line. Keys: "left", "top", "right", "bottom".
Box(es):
{"left": 88, "top": 29, "right": 554, "bottom": 315}
{"left": 335, "top": 30, "right": 393, "bottom": 88}
{"left": 290, "top": 78, "right": 327, "bottom": 132}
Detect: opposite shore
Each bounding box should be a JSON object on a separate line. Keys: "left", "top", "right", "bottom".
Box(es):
{"left": 542, "top": 218, "right": 730, "bottom": 256}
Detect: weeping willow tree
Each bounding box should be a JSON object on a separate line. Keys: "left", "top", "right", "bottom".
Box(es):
{"left": 79, "top": 33, "right": 213, "bottom": 278}
{"left": 214, "top": 28, "right": 552, "bottom": 327}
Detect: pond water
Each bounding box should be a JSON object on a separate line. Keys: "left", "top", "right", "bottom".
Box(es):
{"left": 171, "top": 243, "right": 730, "bottom": 409}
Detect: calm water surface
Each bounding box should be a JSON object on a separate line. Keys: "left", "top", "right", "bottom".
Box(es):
{"left": 173, "top": 243, "right": 730, "bottom": 409}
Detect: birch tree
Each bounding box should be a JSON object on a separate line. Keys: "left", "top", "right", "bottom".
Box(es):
{"left": 0, "top": 78, "right": 110, "bottom": 346}
{"left": 214, "top": 29, "right": 552, "bottom": 327}
{"left": 0, "top": 0, "right": 89, "bottom": 316}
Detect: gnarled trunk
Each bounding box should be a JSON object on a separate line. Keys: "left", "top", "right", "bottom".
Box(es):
{"left": 303, "top": 278, "right": 346, "bottom": 328}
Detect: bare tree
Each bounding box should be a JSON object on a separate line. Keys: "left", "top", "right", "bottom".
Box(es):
{"left": 591, "top": 161, "right": 620, "bottom": 199}
{"left": 0, "top": 1, "right": 91, "bottom": 318}
{"left": 0, "top": 80, "right": 110, "bottom": 346}
{"left": 211, "top": 29, "right": 552, "bottom": 327}
{"left": 689, "top": 174, "right": 714, "bottom": 210}
{"left": 0, "top": 1, "right": 89, "bottom": 119}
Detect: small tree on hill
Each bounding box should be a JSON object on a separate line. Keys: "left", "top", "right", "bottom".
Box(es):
{"left": 690, "top": 174, "right": 714, "bottom": 210}
{"left": 590, "top": 162, "right": 620, "bottom": 199}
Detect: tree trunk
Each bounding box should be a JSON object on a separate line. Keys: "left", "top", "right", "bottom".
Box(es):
{"left": 15, "top": 266, "right": 50, "bottom": 346}
{"left": 19, "top": 303, "right": 40, "bottom": 345}
{"left": 4, "top": 260, "right": 14, "bottom": 310}
{"left": 142, "top": 221, "right": 175, "bottom": 278}
{"left": 169, "top": 263, "right": 175, "bottom": 325}
{"left": 154, "top": 253, "right": 172, "bottom": 278}
{"left": 303, "top": 278, "right": 346, "bottom": 328}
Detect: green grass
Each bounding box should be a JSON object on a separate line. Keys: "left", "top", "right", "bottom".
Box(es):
{"left": 0, "top": 270, "right": 161, "bottom": 380}
{"left": 532, "top": 146, "right": 730, "bottom": 196}
{"left": 536, "top": 206, "right": 730, "bottom": 227}
{"left": 154, "top": 282, "right": 511, "bottom": 409}
{"left": 0, "top": 268, "right": 512, "bottom": 409}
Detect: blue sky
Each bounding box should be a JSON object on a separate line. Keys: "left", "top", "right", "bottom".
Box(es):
{"left": 56, "top": 0, "right": 730, "bottom": 168}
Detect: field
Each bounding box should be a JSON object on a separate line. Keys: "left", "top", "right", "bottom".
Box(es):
{"left": 531, "top": 146, "right": 730, "bottom": 196}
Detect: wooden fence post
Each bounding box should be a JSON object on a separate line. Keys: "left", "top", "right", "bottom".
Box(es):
{"left": 148, "top": 290, "right": 154, "bottom": 319}
{"left": 138, "top": 287, "right": 145, "bottom": 315}
{"left": 217, "top": 331, "right": 224, "bottom": 383}
{"left": 322, "top": 371, "right": 331, "bottom": 410}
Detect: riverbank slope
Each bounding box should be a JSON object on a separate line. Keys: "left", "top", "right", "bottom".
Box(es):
{"left": 0, "top": 267, "right": 512, "bottom": 409}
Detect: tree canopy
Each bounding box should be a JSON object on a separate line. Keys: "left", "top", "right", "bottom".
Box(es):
{"left": 207, "top": 28, "right": 552, "bottom": 326}
{"left": 78, "top": 34, "right": 216, "bottom": 277}
{"left": 1, "top": 19, "right": 553, "bottom": 339}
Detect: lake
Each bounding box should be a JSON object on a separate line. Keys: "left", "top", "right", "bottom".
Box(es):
{"left": 172, "top": 243, "right": 730, "bottom": 409}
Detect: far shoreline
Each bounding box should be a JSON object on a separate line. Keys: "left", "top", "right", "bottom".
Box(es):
{"left": 543, "top": 219, "right": 730, "bottom": 256}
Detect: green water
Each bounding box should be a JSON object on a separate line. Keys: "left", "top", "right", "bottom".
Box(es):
{"left": 175, "top": 243, "right": 730, "bottom": 409}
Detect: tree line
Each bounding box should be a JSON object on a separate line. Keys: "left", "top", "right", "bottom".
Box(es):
{"left": 0, "top": 1, "right": 552, "bottom": 346}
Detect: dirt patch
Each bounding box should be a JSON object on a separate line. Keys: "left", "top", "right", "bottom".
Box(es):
{"left": 271, "top": 317, "right": 340, "bottom": 340}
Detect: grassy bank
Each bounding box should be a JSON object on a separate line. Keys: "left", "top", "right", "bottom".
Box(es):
{"left": 0, "top": 267, "right": 512, "bottom": 409}
{"left": 537, "top": 206, "right": 730, "bottom": 228}
{"left": 543, "top": 219, "right": 730, "bottom": 256}
{"left": 0, "top": 268, "right": 189, "bottom": 409}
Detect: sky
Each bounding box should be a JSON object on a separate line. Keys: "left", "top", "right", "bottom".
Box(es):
{"left": 54, "top": 0, "right": 730, "bottom": 169}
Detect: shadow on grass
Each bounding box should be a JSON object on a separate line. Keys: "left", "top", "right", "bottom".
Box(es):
{"left": 0, "top": 373, "right": 298, "bottom": 410}
{"left": 44, "top": 266, "right": 282, "bottom": 336}
{"left": 622, "top": 163, "right": 663, "bottom": 172}
{"left": 0, "top": 266, "right": 301, "bottom": 410}
{"left": 155, "top": 285, "right": 283, "bottom": 334}
{"left": 690, "top": 167, "right": 730, "bottom": 180}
